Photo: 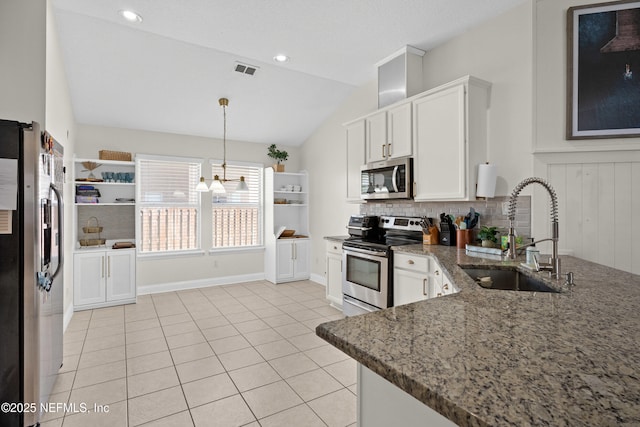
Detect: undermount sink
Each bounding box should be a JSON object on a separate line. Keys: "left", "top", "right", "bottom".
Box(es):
{"left": 461, "top": 267, "right": 560, "bottom": 293}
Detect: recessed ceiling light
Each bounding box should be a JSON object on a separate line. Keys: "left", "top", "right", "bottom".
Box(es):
{"left": 273, "top": 54, "right": 289, "bottom": 63}
{"left": 119, "top": 10, "right": 143, "bottom": 23}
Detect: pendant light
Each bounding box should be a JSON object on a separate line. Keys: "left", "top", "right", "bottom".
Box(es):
{"left": 196, "top": 98, "right": 249, "bottom": 193}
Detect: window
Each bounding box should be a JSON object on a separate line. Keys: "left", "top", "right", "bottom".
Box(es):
{"left": 136, "top": 155, "right": 201, "bottom": 254}
{"left": 210, "top": 161, "right": 263, "bottom": 249}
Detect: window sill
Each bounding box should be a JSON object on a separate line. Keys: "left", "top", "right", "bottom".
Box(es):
{"left": 208, "top": 246, "right": 265, "bottom": 255}
{"left": 137, "top": 249, "right": 206, "bottom": 260}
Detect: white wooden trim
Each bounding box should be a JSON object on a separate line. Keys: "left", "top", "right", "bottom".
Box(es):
{"left": 63, "top": 303, "right": 74, "bottom": 333}
{"left": 137, "top": 273, "right": 265, "bottom": 295}
{"left": 309, "top": 272, "right": 326, "bottom": 286}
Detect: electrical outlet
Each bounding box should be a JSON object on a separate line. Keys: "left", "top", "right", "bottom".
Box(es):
{"left": 502, "top": 202, "right": 509, "bottom": 216}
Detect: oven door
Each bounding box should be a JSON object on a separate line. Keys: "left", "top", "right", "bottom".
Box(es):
{"left": 342, "top": 247, "right": 389, "bottom": 310}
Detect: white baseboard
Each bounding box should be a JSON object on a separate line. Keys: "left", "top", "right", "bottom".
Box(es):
{"left": 310, "top": 273, "right": 326, "bottom": 286}
{"left": 63, "top": 303, "right": 74, "bottom": 333}
{"left": 137, "top": 273, "right": 265, "bottom": 295}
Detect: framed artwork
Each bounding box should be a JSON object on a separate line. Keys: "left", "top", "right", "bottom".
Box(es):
{"left": 567, "top": 0, "right": 640, "bottom": 139}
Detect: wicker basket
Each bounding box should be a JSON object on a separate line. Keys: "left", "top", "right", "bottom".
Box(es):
{"left": 82, "top": 217, "right": 103, "bottom": 233}
{"left": 99, "top": 150, "right": 132, "bottom": 161}
{"left": 79, "top": 238, "right": 106, "bottom": 247}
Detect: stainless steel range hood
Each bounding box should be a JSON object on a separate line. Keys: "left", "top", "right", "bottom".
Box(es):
{"left": 376, "top": 45, "right": 426, "bottom": 108}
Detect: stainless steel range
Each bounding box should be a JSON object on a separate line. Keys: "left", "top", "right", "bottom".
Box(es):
{"left": 342, "top": 215, "right": 423, "bottom": 316}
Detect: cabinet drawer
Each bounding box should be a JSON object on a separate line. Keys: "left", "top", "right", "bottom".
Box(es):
{"left": 326, "top": 240, "right": 343, "bottom": 255}
{"left": 394, "top": 253, "right": 429, "bottom": 272}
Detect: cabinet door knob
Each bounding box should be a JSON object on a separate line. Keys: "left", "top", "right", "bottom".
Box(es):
{"left": 435, "top": 270, "right": 440, "bottom": 275}
{"left": 333, "top": 246, "right": 337, "bottom": 250}
{"left": 437, "top": 293, "right": 443, "bottom": 297}
{"left": 407, "top": 259, "right": 414, "bottom": 265}
{"left": 443, "top": 284, "right": 449, "bottom": 290}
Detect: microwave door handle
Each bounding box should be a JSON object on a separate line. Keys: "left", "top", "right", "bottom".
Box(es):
{"left": 391, "top": 166, "right": 399, "bottom": 193}
{"left": 49, "top": 183, "right": 64, "bottom": 281}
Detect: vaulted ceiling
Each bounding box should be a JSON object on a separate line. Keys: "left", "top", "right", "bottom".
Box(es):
{"left": 52, "top": 0, "right": 526, "bottom": 146}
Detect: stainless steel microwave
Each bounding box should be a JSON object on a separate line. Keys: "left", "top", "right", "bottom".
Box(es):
{"left": 360, "top": 157, "right": 413, "bottom": 200}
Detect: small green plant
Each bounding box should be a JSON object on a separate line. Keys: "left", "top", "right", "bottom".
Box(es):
{"left": 477, "top": 226, "right": 498, "bottom": 244}
{"left": 267, "top": 144, "right": 289, "bottom": 164}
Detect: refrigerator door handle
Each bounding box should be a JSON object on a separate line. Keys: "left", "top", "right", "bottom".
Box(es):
{"left": 49, "top": 183, "right": 64, "bottom": 281}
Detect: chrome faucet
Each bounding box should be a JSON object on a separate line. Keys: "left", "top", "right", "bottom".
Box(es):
{"left": 506, "top": 177, "right": 561, "bottom": 279}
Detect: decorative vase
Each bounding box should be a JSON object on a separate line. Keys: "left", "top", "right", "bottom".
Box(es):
{"left": 274, "top": 164, "right": 285, "bottom": 172}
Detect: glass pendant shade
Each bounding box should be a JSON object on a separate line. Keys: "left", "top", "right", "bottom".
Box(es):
{"left": 195, "top": 177, "right": 209, "bottom": 192}
{"left": 209, "top": 175, "right": 226, "bottom": 193}
{"left": 235, "top": 176, "right": 249, "bottom": 192}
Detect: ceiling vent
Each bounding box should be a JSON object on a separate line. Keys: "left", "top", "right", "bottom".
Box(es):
{"left": 234, "top": 62, "right": 259, "bottom": 76}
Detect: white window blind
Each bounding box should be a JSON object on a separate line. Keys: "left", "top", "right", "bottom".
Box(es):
{"left": 211, "top": 161, "right": 263, "bottom": 249}
{"left": 137, "top": 155, "right": 201, "bottom": 253}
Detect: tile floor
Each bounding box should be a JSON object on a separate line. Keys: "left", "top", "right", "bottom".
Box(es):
{"left": 41, "top": 280, "right": 356, "bottom": 427}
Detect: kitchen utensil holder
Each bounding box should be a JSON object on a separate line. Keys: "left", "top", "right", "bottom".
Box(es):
{"left": 439, "top": 223, "right": 456, "bottom": 246}
{"left": 423, "top": 227, "right": 439, "bottom": 245}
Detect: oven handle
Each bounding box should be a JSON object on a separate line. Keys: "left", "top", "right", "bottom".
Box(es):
{"left": 343, "top": 295, "right": 378, "bottom": 313}
{"left": 343, "top": 247, "right": 387, "bottom": 258}
{"left": 346, "top": 226, "right": 373, "bottom": 231}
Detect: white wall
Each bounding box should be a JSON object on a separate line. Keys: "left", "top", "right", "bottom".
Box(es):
{"left": 46, "top": 0, "right": 77, "bottom": 321}
{"left": 301, "top": 2, "right": 534, "bottom": 278}
{"left": 532, "top": 0, "right": 640, "bottom": 272}
{"left": 0, "top": 0, "right": 46, "bottom": 124}
{"left": 74, "top": 124, "right": 301, "bottom": 289}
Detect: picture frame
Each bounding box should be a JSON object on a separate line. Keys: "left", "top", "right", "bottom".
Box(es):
{"left": 567, "top": 0, "right": 640, "bottom": 139}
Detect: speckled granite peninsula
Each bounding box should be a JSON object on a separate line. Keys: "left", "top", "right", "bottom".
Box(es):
{"left": 316, "top": 244, "right": 640, "bottom": 426}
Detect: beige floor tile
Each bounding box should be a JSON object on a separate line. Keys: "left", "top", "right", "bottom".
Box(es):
{"left": 262, "top": 314, "right": 297, "bottom": 328}
{"left": 289, "top": 309, "right": 325, "bottom": 322}
{"left": 273, "top": 322, "right": 311, "bottom": 338}
{"left": 274, "top": 302, "right": 308, "bottom": 314}
{"left": 77, "top": 346, "right": 125, "bottom": 370}
{"left": 158, "top": 313, "right": 192, "bottom": 326}
{"left": 161, "top": 320, "right": 199, "bottom": 337}
{"left": 182, "top": 372, "right": 238, "bottom": 408}
{"left": 301, "top": 298, "right": 332, "bottom": 309}
{"left": 175, "top": 356, "right": 225, "bottom": 384}
{"left": 307, "top": 388, "right": 357, "bottom": 427}
{"left": 127, "top": 350, "right": 174, "bottom": 376}
{"left": 62, "top": 400, "right": 127, "bottom": 427}
{"left": 40, "top": 390, "right": 70, "bottom": 422}
{"left": 126, "top": 326, "right": 165, "bottom": 344}
{"left": 125, "top": 310, "right": 158, "bottom": 323}
{"left": 165, "top": 330, "right": 206, "bottom": 349}
{"left": 154, "top": 305, "right": 188, "bottom": 317}
{"left": 348, "top": 383, "right": 357, "bottom": 395}
{"left": 190, "top": 394, "right": 255, "bottom": 427}
{"left": 217, "top": 304, "right": 247, "bottom": 315}
{"left": 189, "top": 308, "right": 223, "bottom": 320}
{"left": 251, "top": 306, "right": 284, "bottom": 318}
{"left": 242, "top": 328, "right": 283, "bottom": 346}
{"left": 51, "top": 371, "right": 75, "bottom": 394}
{"left": 269, "top": 352, "right": 318, "bottom": 379}
{"left": 208, "top": 335, "right": 251, "bottom": 355}
{"left": 228, "top": 362, "right": 282, "bottom": 394}
{"left": 324, "top": 358, "right": 357, "bottom": 387}
{"left": 138, "top": 410, "right": 193, "bottom": 427}
{"left": 63, "top": 329, "right": 87, "bottom": 344}
{"left": 301, "top": 317, "right": 331, "bottom": 330}
{"left": 89, "top": 316, "right": 124, "bottom": 329}
{"left": 195, "top": 315, "right": 229, "bottom": 330}
{"left": 65, "top": 318, "right": 90, "bottom": 333}
{"left": 313, "top": 305, "right": 343, "bottom": 317}
{"left": 268, "top": 296, "right": 297, "bottom": 307}
{"left": 125, "top": 318, "right": 161, "bottom": 332}
{"left": 39, "top": 418, "right": 63, "bottom": 427}
{"left": 126, "top": 337, "right": 169, "bottom": 359}
{"left": 73, "top": 360, "right": 126, "bottom": 389}
{"left": 128, "top": 366, "right": 180, "bottom": 398}
{"left": 170, "top": 342, "right": 214, "bottom": 365}
{"left": 241, "top": 380, "right": 303, "bottom": 419}
{"left": 82, "top": 333, "right": 125, "bottom": 353}
{"left": 233, "top": 319, "right": 270, "bottom": 334}
{"left": 68, "top": 377, "right": 127, "bottom": 407}
{"left": 217, "top": 347, "right": 265, "bottom": 371}
{"left": 285, "top": 368, "right": 343, "bottom": 401}
{"left": 224, "top": 311, "right": 258, "bottom": 324}
{"left": 201, "top": 324, "right": 239, "bottom": 341}
{"left": 287, "top": 332, "right": 327, "bottom": 351}
{"left": 254, "top": 339, "right": 299, "bottom": 360}
{"left": 258, "top": 403, "right": 326, "bottom": 427}
{"left": 63, "top": 340, "right": 84, "bottom": 357}
{"left": 84, "top": 324, "right": 125, "bottom": 340}
{"left": 59, "top": 353, "right": 80, "bottom": 373}
{"left": 304, "top": 344, "right": 350, "bottom": 367}
{"left": 128, "top": 386, "right": 187, "bottom": 426}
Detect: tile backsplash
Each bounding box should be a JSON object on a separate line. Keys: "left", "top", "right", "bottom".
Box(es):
{"left": 360, "top": 196, "right": 531, "bottom": 241}
{"left": 77, "top": 205, "right": 135, "bottom": 243}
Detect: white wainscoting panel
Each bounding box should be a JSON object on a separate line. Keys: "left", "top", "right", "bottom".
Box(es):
{"left": 533, "top": 152, "right": 640, "bottom": 275}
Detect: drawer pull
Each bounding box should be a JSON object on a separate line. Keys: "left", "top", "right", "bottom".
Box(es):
{"left": 333, "top": 246, "right": 337, "bottom": 250}
{"left": 437, "top": 293, "right": 443, "bottom": 297}
{"left": 422, "top": 278, "right": 428, "bottom": 296}
{"left": 407, "top": 260, "right": 415, "bottom": 265}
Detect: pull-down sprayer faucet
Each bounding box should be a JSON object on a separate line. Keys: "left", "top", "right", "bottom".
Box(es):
{"left": 506, "top": 177, "right": 561, "bottom": 279}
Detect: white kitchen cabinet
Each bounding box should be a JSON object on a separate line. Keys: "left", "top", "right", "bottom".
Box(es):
{"left": 345, "top": 120, "right": 366, "bottom": 202}
{"left": 74, "top": 249, "right": 136, "bottom": 310}
{"left": 365, "top": 102, "right": 412, "bottom": 164}
{"left": 412, "top": 76, "right": 490, "bottom": 201}
{"left": 275, "top": 239, "right": 310, "bottom": 282}
{"left": 264, "top": 169, "right": 310, "bottom": 284}
{"left": 325, "top": 240, "right": 343, "bottom": 308}
{"left": 394, "top": 252, "right": 457, "bottom": 305}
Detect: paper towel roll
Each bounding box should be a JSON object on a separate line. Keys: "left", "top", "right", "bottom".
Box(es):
{"left": 477, "top": 163, "right": 498, "bottom": 198}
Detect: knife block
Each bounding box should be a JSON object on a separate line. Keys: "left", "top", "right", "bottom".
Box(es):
{"left": 423, "top": 227, "right": 439, "bottom": 245}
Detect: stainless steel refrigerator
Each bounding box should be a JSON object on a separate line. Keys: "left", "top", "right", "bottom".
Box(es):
{"left": 0, "top": 120, "right": 64, "bottom": 427}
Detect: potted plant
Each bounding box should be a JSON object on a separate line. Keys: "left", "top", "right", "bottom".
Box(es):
{"left": 268, "top": 144, "right": 288, "bottom": 172}
{"left": 477, "top": 226, "right": 499, "bottom": 248}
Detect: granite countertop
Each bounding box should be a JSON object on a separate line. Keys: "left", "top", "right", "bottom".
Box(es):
{"left": 316, "top": 244, "right": 640, "bottom": 426}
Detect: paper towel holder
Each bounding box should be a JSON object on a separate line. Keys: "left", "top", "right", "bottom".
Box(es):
{"left": 476, "top": 162, "right": 498, "bottom": 200}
